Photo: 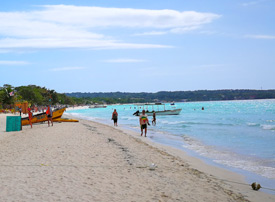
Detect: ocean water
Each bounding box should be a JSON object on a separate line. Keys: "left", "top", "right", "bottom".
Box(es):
{"left": 66, "top": 99, "right": 275, "bottom": 192}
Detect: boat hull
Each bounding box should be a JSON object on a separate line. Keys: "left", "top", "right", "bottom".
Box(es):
{"left": 133, "top": 108, "right": 182, "bottom": 116}
{"left": 89, "top": 105, "right": 107, "bottom": 108}
{"left": 53, "top": 118, "right": 79, "bottom": 122}
{"left": 21, "top": 108, "right": 66, "bottom": 126}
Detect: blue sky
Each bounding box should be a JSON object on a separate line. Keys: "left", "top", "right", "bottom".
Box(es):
{"left": 0, "top": 0, "right": 274, "bottom": 93}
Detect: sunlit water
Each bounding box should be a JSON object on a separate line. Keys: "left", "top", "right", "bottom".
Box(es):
{"left": 66, "top": 99, "right": 275, "bottom": 192}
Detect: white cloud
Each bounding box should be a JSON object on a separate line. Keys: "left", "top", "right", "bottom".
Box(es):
{"left": 0, "top": 38, "right": 171, "bottom": 49}
{"left": 49, "top": 67, "right": 85, "bottom": 71}
{"left": 0, "top": 5, "right": 220, "bottom": 50}
{"left": 133, "top": 31, "right": 167, "bottom": 36}
{"left": 242, "top": 1, "right": 260, "bottom": 6}
{"left": 37, "top": 5, "right": 220, "bottom": 28}
{"left": 241, "top": 0, "right": 267, "bottom": 6}
{"left": 245, "top": 35, "right": 275, "bottom": 39}
{"left": 170, "top": 26, "right": 200, "bottom": 34}
{"left": 104, "top": 59, "right": 146, "bottom": 63}
{"left": 134, "top": 26, "right": 199, "bottom": 36}
{"left": 0, "top": 60, "right": 29, "bottom": 65}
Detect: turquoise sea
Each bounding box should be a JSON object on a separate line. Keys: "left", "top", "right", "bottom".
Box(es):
{"left": 66, "top": 99, "right": 275, "bottom": 193}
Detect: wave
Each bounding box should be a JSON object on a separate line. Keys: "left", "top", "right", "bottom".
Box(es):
{"left": 159, "top": 120, "right": 236, "bottom": 127}
{"left": 181, "top": 135, "right": 275, "bottom": 179}
{"left": 121, "top": 116, "right": 139, "bottom": 121}
{"left": 261, "top": 124, "right": 275, "bottom": 131}
{"left": 159, "top": 120, "right": 186, "bottom": 125}
{"left": 65, "top": 112, "right": 96, "bottom": 120}
{"left": 247, "top": 123, "right": 275, "bottom": 131}
{"left": 214, "top": 159, "right": 275, "bottom": 179}
{"left": 247, "top": 122, "right": 260, "bottom": 127}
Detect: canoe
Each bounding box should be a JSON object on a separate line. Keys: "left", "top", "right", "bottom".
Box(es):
{"left": 21, "top": 108, "right": 66, "bottom": 126}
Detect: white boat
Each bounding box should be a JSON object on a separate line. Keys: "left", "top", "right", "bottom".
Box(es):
{"left": 133, "top": 103, "right": 182, "bottom": 116}
{"left": 89, "top": 105, "right": 107, "bottom": 109}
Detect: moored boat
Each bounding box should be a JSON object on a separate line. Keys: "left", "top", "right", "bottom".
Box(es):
{"left": 89, "top": 105, "right": 107, "bottom": 108}
{"left": 133, "top": 108, "right": 181, "bottom": 116}
{"left": 133, "top": 103, "right": 182, "bottom": 116}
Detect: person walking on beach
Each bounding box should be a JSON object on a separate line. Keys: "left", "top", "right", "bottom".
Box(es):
{"left": 28, "top": 107, "right": 32, "bottom": 128}
{"left": 152, "top": 111, "right": 156, "bottom": 126}
{"left": 139, "top": 110, "right": 150, "bottom": 137}
{"left": 112, "top": 109, "right": 118, "bottom": 126}
{"left": 46, "top": 105, "right": 53, "bottom": 127}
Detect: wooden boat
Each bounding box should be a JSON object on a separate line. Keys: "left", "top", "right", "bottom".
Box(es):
{"left": 21, "top": 107, "right": 67, "bottom": 126}
{"left": 133, "top": 103, "right": 182, "bottom": 116}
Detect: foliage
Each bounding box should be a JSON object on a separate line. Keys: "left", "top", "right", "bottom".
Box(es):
{"left": 1, "top": 84, "right": 275, "bottom": 108}
{"left": 0, "top": 84, "right": 14, "bottom": 107}
{"left": 0, "top": 84, "right": 75, "bottom": 108}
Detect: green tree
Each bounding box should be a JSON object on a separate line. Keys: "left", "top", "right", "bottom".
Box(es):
{"left": 1, "top": 84, "right": 14, "bottom": 106}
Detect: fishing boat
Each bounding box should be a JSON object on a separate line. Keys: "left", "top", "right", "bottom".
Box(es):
{"left": 21, "top": 107, "right": 78, "bottom": 126}
{"left": 133, "top": 103, "right": 182, "bottom": 116}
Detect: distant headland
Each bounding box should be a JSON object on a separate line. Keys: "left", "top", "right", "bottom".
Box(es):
{"left": 1, "top": 84, "right": 275, "bottom": 107}
{"left": 66, "top": 89, "right": 275, "bottom": 104}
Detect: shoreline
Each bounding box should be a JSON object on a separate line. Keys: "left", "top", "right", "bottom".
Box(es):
{"left": 64, "top": 108, "right": 275, "bottom": 194}
{"left": 0, "top": 113, "right": 274, "bottom": 201}
{"left": 63, "top": 114, "right": 275, "bottom": 201}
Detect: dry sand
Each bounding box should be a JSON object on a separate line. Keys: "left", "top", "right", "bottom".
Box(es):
{"left": 0, "top": 113, "right": 274, "bottom": 201}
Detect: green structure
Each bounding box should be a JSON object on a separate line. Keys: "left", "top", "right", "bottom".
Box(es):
{"left": 6, "top": 116, "right": 22, "bottom": 132}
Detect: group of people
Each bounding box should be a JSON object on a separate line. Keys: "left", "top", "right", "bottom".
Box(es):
{"left": 27, "top": 105, "right": 54, "bottom": 128}
{"left": 112, "top": 109, "right": 156, "bottom": 137}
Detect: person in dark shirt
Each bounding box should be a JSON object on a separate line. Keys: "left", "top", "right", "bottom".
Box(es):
{"left": 152, "top": 111, "right": 156, "bottom": 126}
{"left": 112, "top": 109, "right": 118, "bottom": 126}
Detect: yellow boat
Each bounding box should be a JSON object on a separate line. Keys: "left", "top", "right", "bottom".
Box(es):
{"left": 53, "top": 118, "right": 79, "bottom": 123}
{"left": 22, "top": 107, "right": 67, "bottom": 126}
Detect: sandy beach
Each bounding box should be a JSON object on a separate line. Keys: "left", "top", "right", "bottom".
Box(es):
{"left": 0, "top": 113, "right": 274, "bottom": 202}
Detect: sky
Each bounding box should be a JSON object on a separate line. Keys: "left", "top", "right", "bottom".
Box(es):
{"left": 0, "top": 0, "right": 274, "bottom": 93}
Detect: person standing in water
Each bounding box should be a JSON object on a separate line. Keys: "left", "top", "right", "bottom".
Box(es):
{"left": 139, "top": 110, "right": 150, "bottom": 137}
{"left": 152, "top": 111, "right": 156, "bottom": 126}
{"left": 112, "top": 109, "right": 118, "bottom": 126}
{"left": 46, "top": 105, "right": 53, "bottom": 126}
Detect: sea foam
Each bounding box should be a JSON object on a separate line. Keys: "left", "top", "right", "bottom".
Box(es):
{"left": 261, "top": 124, "right": 275, "bottom": 131}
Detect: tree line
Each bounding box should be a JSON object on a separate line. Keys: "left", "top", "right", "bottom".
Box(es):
{"left": 66, "top": 89, "right": 275, "bottom": 104}
{"left": 0, "top": 84, "right": 75, "bottom": 108}
{"left": 1, "top": 84, "right": 275, "bottom": 109}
